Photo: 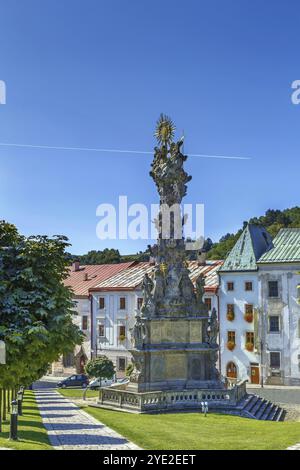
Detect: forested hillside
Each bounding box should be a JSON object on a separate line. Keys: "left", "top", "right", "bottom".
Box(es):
{"left": 206, "top": 207, "right": 300, "bottom": 260}
{"left": 70, "top": 207, "right": 300, "bottom": 264}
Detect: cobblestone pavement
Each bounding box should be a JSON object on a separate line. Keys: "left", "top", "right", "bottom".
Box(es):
{"left": 34, "top": 388, "right": 140, "bottom": 450}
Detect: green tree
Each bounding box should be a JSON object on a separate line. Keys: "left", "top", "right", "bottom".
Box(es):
{"left": 85, "top": 356, "right": 115, "bottom": 387}
{"left": 0, "top": 220, "right": 83, "bottom": 389}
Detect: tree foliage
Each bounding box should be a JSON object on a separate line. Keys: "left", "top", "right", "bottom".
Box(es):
{"left": 0, "top": 221, "right": 83, "bottom": 388}
{"left": 85, "top": 356, "right": 115, "bottom": 383}
{"left": 207, "top": 207, "right": 300, "bottom": 260}
{"left": 68, "top": 248, "right": 150, "bottom": 265}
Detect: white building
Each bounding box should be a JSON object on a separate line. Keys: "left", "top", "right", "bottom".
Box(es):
{"left": 219, "top": 224, "right": 273, "bottom": 384}
{"left": 219, "top": 225, "right": 300, "bottom": 386}
{"left": 257, "top": 228, "right": 300, "bottom": 385}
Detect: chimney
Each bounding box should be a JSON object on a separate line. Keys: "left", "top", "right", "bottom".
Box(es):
{"left": 197, "top": 251, "right": 207, "bottom": 266}
{"left": 72, "top": 261, "right": 80, "bottom": 272}
{"left": 83, "top": 272, "right": 89, "bottom": 281}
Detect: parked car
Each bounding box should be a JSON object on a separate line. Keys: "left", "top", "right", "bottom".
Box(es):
{"left": 87, "top": 378, "right": 114, "bottom": 390}
{"left": 57, "top": 374, "right": 89, "bottom": 389}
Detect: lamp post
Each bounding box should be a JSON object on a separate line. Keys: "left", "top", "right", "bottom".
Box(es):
{"left": 17, "top": 390, "right": 23, "bottom": 416}
{"left": 201, "top": 401, "right": 208, "bottom": 417}
{"left": 9, "top": 400, "right": 18, "bottom": 441}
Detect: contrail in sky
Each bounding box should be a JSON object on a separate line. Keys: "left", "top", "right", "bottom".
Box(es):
{"left": 0, "top": 142, "right": 251, "bottom": 160}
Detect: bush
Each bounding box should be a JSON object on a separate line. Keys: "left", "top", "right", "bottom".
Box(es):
{"left": 227, "top": 341, "right": 235, "bottom": 351}
{"left": 244, "top": 313, "right": 253, "bottom": 323}
{"left": 85, "top": 356, "right": 115, "bottom": 385}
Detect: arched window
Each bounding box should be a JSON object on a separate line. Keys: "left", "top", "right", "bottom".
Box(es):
{"left": 226, "top": 361, "right": 237, "bottom": 379}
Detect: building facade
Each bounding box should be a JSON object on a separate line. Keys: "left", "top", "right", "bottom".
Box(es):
{"left": 219, "top": 224, "right": 273, "bottom": 385}
{"left": 51, "top": 261, "right": 135, "bottom": 376}
{"left": 258, "top": 229, "right": 300, "bottom": 385}
{"left": 220, "top": 226, "right": 300, "bottom": 386}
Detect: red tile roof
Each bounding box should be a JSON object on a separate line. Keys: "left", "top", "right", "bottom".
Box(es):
{"left": 64, "top": 262, "right": 136, "bottom": 297}
{"left": 90, "top": 260, "right": 223, "bottom": 293}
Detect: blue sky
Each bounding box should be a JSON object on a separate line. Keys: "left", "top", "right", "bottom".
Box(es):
{"left": 0, "top": 0, "right": 300, "bottom": 254}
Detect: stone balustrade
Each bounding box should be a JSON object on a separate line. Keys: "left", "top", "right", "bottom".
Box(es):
{"left": 98, "top": 380, "right": 248, "bottom": 413}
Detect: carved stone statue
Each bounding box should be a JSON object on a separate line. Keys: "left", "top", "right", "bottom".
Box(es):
{"left": 196, "top": 274, "right": 207, "bottom": 315}
{"left": 207, "top": 308, "right": 219, "bottom": 345}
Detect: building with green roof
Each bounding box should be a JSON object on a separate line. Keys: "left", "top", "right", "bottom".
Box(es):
{"left": 219, "top": 225, "right": 300, "bottom": 386}
{"left": 257, "top": 228, "right": 300, "bottom": 386}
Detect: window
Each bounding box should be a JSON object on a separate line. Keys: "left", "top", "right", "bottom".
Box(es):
{"left": 137, "top": 297, "right": 143, "bottom": 310}
{"left": 99, "top": 297, "right": 105, "bottom": 310}
{"left": 245, "top": 334, "right": 255, "bottom": 351}
{"left": 227, "top": 282, "right": 234, "bottom": 291}
{"left": 226, "top": 362, "right": 237, "bottom": 378}
{"left": 227, "top": 331, "right": 236, "bottom": 343}
{"left": 119, "top": 325, "right": 126, "bottom": 336}
{"left": 118, "top": 325, "right": 126, "bottom": 340}
{"left": 268, "top": 281, "right": 279, "bottom": 298}
{"left": 81, "top": 315, "right": 88, "bottom": 331}
{"left": 246, "top": 332, "right": 254, "bottom": 345}
{"left": 269, "top": 316, "right": 280, "bottom": 333}
{"left": 270, "top": 352, "right": 281, "bottom": 369}
{"left": 245, "top": 304, "right": 253, "bottom": 314}
{"left": 227, "top": 304, "right": 234, "bottom": 315}
{"left": 227, "top": 304, "right": 235, "bottom": 321}
{"left": 119, "top": 297, "right": 126, "bottom": 310}
{"left": 245, "top": 281, "right": 253, "bottom": 291}
{"left": 118, "top": 357, "right": 126, "bottom": 372}
{"left": 98, "top": 323, "right": 105, "bottom": 337}
{"left": 205, "top": 298, "right": 212, "bottom": 311}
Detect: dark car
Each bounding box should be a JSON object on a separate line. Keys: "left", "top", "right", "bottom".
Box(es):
{"left": 57, "top": 374, "right": 89, "bottom": 389}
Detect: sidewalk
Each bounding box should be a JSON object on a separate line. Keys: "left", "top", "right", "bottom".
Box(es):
{"left": 34, "top": 388, "right": 140, "bottom": 450}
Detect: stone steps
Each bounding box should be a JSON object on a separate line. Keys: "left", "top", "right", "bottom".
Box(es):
{"left": 241, "top": 394, "right": 285, "bottom": 421}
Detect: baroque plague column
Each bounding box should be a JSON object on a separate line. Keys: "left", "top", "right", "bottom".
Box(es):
{"left": 128, "top": 115, "right": 221, "bottom": 392}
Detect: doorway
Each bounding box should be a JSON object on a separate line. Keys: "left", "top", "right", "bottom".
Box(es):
{"left": 250, "top": 364, "right": 260, "bottom": 384}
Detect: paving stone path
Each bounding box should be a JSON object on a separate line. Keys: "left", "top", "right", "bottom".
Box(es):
{"left": 34, "top": 389, "right": 140, "bottom": 450}
{"left": 287, "top": 443, "right": 300, "bottom": 450}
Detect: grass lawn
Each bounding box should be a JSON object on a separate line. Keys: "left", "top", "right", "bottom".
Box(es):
{"left": 0, "top": 391, "right": 52, "bottom": 450}
{"left": 58, "top": 388, "right": 98, "bottom": 399}
{"left": 84, "top": 406, "right": 300, "bottom": 450}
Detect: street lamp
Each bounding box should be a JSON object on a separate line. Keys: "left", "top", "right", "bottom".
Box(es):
{"left": 0, "top": 340, "right": 6, "bottom": 365}
{"left": 17, "top": 390, "right": 23, "bottom": 416}
{"left": 9, "top": 400, "right": 18, "bottom": 441}
{"left": 201, "top": 401, "right": 208, "bottom": 416}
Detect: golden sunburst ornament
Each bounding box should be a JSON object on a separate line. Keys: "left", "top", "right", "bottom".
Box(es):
{"left": 154, "top": 114, "right": 176, "bottom": 145}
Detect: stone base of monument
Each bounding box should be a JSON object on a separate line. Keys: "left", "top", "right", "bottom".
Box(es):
{"left": 93, "top": 380, "right": 248, "bottom": 415}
